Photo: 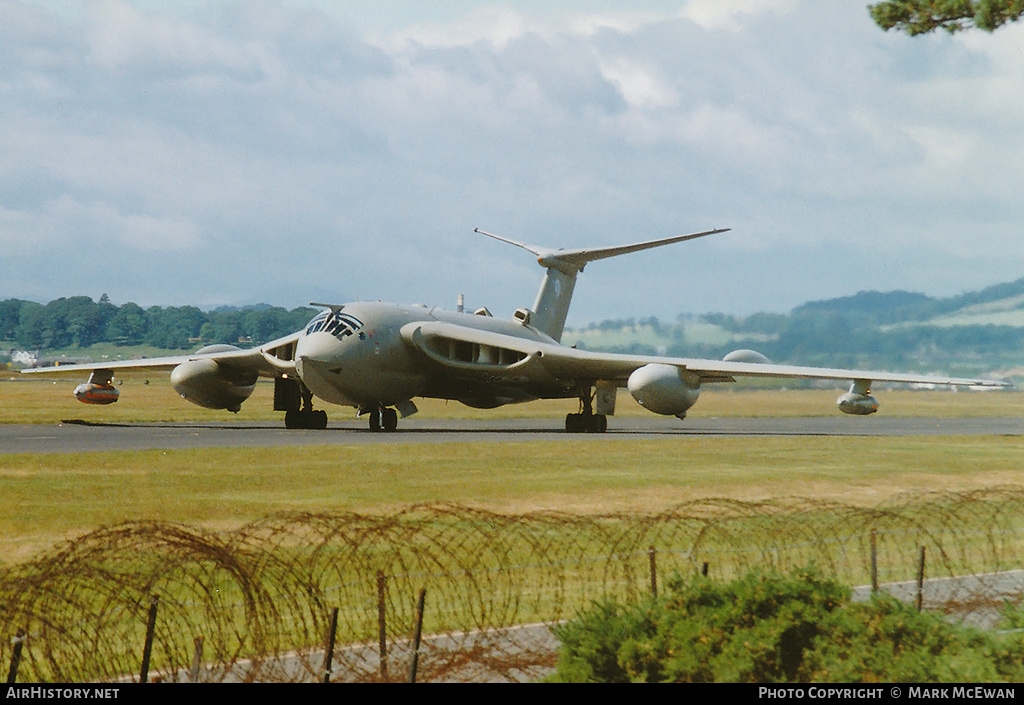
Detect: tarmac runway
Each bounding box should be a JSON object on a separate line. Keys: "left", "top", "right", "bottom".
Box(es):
{"left": 2, "top": 415, "right": 1022, "bottom": 454}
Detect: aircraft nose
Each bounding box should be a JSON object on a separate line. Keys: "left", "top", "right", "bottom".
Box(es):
{"left": 295, "top": 331, "right": 364, "bottom": 408}
{"left": 296, "top": 332, "right": 342, "bottom": 366}
{"left": 295, "top": 332, "right": 347, "bottom": 393}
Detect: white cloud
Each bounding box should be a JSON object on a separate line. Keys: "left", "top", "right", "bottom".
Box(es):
{"left": 599, "top": 57, "right": 677, "bottom": 110}
{"left": 386, "top": 6, "right": 530, "bottom": 51}
{"left": 2, "top": 0, "right": 1022, "bottom": 319}
{"left": 84, "top": 0, "right": 268, "bottom": 79}
{"left": 11, "top": 195, "right": 201, "bottom": 250}
{"left": 681, "top": 0, "right": 799, "bottom": 31}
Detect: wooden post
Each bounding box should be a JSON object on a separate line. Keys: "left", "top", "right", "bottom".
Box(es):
{"left": 407, "top": 589, "right": 427, "bottom": 684}
{"left": 648, "top": 546, "right": 658, "bottom": 598}
{"left": 189, "top": 636, "right": 204, "bottom": 683}
{"left": 322, "top": 607, "right": 339, "bottom": 683}
{"left": 139, "top": 596, "right": 159, "bottom": 684}
{"left": 6, "top": 629, "right": 25, "bottom": 684}
{"left": 377, "top": 571, "right": 388, "bottom": 681}
{"left": 916, "top": 546, "right": 926, "bottom": 613}
{"left": 870, "top": 529, "right": 878, "bottom": 593}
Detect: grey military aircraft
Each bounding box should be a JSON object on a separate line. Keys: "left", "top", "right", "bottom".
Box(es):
{"left": 22, "top": 228, "right": 1008, "bottom": 431}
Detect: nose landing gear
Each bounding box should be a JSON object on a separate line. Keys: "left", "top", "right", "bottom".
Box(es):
{"left": 366, "top": 406, "right": 399, "bottom": 432}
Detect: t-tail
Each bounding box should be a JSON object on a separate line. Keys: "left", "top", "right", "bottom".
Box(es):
{"left": 475, "top": 227, "right": 730, "bottom": 342}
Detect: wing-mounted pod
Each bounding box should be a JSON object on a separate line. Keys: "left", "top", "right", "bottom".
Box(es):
{"left": 74, "top": 369, "right": 120, "bottom": 405}
{"left": 723, "top": 349, "right": 772, "bottom": 364}
{"left": 170, "top": 345, "right": 258, "bottom": 413}
{"left": 627, "top": 363, "right": 701, "bottom": 419}
{"left": 837, "top": 379, "right": 879, "bottom": 415}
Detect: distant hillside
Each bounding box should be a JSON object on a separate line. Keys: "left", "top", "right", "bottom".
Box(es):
{"left": 794, "top": 278, "right": 1024, "bottom": 328}
{"left": 793, "top": 290, "right": 934, "bottom": 323}
{"left": 563, "top": 279, "right": 1024, "bottom": 381}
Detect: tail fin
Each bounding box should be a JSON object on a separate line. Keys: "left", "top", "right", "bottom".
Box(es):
{"left": 476, "top": 227, "right": 729, "bottom": 342}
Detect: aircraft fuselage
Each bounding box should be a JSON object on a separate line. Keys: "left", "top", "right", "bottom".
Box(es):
{"left": 293, "top": 301, "right": 563, "bottom": 413}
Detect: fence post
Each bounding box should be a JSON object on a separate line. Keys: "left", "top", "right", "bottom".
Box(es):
{"left": 407, "top": 589, "right": 427, "bottom": 684}
{"left": 189, "top": 635, "right": 204, "bottom": 683}
{"left": 322, "top": 607, "right": 339, "bottom": 684}
{"left": 648, "top": 546, "right": 658, "bottom": 598}
{"left": 870, "top": 529, "right": 878, "bottom": 593}
{"left": 916, "top": 546, "right": 926, "bottom": 613}
{"left": 377, "top": 570, "right": 389, "bottom": 681}
{"left": 6, "top": 629, "right": 25, "bottom": 684}
{"left": 139, "top": 595, "right": 159, "bottom": 683}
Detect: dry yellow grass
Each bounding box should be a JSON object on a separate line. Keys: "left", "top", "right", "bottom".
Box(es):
{"left": 2, "top": 375, "right": 1022, "bottom": 564}
{"left": 2, "top": 433, "right": 1023, "bottom": 564}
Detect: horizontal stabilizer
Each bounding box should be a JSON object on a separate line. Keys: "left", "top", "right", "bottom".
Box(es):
{"left": 476, "top": 226, "right": 729, "bottom": 341}
{"left": 475, "top": 227, "right": 729, "bottom": 275}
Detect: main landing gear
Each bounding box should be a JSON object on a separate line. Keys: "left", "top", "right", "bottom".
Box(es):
{"left": 565, "top": 384, "right": 609, "bottom": 434}
{"left": 279, "top": 378, "right": 329, "bottom": 429}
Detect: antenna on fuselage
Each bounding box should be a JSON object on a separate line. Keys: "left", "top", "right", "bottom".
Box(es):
{"left": 475, "top": 227, "right": 729, "bottom": 342}
{"left": 309, "top": 302, "right": 346, "bottom": 313}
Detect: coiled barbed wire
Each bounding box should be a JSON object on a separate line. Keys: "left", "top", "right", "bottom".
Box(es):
{"left": 3, "top": 489, "right": 1024, "bottom": 682}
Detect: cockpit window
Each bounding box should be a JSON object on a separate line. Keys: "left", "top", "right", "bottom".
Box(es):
{"left": 305, "top": 310, "right": 364, "bottom": 340}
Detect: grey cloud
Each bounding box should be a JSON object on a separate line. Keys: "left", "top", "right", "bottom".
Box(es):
{"left": 1, "top": 0, "right": 1022, "bottom": 322}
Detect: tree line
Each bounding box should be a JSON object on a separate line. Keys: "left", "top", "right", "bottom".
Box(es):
{"left": 4, "top": 283, "right": 1022, "bottom": 376}
{"left": 1, "top": 295, "right": 317, "bottom": 351}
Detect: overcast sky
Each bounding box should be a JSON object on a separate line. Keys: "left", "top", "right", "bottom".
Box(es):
{"left": 2, "top": 0, "right": 1022, "bottom": 326}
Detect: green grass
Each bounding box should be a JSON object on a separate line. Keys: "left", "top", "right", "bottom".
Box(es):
{"left": 28, "top": 341, "right": 192, "bottom": 363}
{"left": 2, "top": 377, "right": 1022, "bottom": 562}
{"left": 3, "top": 435, "right": 1023, "bottom": 564}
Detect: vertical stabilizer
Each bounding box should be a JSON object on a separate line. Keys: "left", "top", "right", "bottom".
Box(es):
{"left": 476, "top": 227, "right": 729, "bottom": 342}
{"left": 530, "top": 266, "right": 578, "bottom": 342}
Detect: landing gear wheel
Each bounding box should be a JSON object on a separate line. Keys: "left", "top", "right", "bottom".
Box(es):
{"left": 565, "top": 412, "right": 607, "bottom": 433}
{"left": 283, "top": 382, "right": 328, "bottom": 429}
{"left": 285, "top": 409, "right": 329, "bottom": 429}
{"left": 312, "top": 410, "right": 328, "bottom": 430}
{"left": 565, "top": 382, "right": 608, "bottom": 433}
{"left": 565, "top": 413, "right": 582, "bottom": 433}
{"left": 368, "top": 407, "right": 399, "bottom": 432}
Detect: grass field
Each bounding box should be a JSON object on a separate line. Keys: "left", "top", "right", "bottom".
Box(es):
{"left": 1, "top": 376, "right": 1022, "bottom": 564}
